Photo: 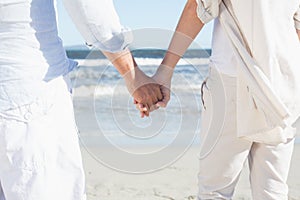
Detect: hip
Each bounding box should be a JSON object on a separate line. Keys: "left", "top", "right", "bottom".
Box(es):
{"left": 0, "top": 75, "right": 73, "bottom": 122}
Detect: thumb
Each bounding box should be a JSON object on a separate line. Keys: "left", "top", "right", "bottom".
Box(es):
{"left": 156, "top": 86, "right": 170, "bottom": 108}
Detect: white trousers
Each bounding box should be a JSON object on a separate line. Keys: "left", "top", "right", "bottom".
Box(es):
{"left": 198, "top": 67, "right": 295, "bottom": 200}
{"left": 0, "top": 77, "right": 86, "bottom": 200}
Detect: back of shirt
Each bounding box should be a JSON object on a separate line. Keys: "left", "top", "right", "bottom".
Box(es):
{"left": 0, "top": 0, "right": 75, "bottom": 111}
{"left": 208, "top": 0, "right": 300, "bottom": 107}
{"left": 233, "top": 0, "right": 300, "bottom": 109}
{"left": 211, "top": 0, "right": 300, "bottom": 77}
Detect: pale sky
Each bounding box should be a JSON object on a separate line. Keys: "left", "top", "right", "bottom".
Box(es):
{"left": 56, "top": 0, "right": 213, "bottom": 48}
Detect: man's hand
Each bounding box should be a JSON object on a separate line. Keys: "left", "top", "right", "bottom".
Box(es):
{"left": 123, "top": 67, "right": 163, "bottom": 117}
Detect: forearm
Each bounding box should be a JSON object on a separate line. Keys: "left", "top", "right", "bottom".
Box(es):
{"left": 297, "top": 29, "right": 300, "bottom": 41}
{"left": 102, "top": 49, "right": 137, "bottom": 76}
{"left": 161, "top": 0, "right": 204, "bottom": 68}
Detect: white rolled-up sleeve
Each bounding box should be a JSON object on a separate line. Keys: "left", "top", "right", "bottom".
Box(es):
{"left": 62, "top": 0, "right": 132, "bottom": 52}
{"left": 294, "top": 6, "right": 300, "bottom": 30}
{"left": 195, "top": 0, "right": 221, "bottom": 24}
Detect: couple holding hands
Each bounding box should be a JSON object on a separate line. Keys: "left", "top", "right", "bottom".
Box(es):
{"left": 1, "top": 0, "right": 300, "bottom": 199}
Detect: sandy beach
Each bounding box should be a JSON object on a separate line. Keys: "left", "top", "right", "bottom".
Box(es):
{"left": 81, "top": 144, "right": 300, "bottom": 200}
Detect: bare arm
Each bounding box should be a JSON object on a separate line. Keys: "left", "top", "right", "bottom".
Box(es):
{"left": 297, "top": 29, "right": 300, "bottom": 41}
{"left": 138, "top": 0, "right": 207, "bottom": 111}
{"left": 102, "top": 49, "right": 137, "bottom": 75}
{"left": 161, "top": 0, "right": 205, "bottom": 69}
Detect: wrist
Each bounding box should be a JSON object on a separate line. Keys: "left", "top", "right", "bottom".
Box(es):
{"left": 154, "top": 64, "right": 174, "bottom": 85}
{"left": 103, "top": 49, "right": 137, "bottom": 76}
{"left": 123, "top": 67, "right": 153, "bottom": 95}
{"left": 122, "top": 66, "right": 141, "bottom": 83}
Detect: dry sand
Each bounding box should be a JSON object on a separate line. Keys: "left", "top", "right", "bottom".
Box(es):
{"left": 81, "top": 144, "right": 299, "bottom": 200}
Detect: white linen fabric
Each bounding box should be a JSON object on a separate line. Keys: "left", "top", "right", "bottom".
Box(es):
{"left": 198, "top": 67, "right": 294, "bottom": 200}
{"left": 196, "top": 0, "right": 300, "bottom": 144}
{"left": 0, "top": 77, "right": 86, "bottom": 200}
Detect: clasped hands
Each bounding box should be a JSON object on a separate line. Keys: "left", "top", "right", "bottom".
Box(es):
{"left": 123, "top": 65, "right": 174, "bottom": 118}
